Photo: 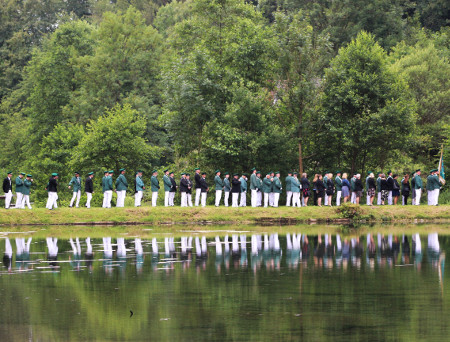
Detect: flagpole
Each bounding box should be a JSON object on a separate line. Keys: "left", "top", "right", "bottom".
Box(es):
{"left": 438, "top": 144, "right": 443, "bottom": 173}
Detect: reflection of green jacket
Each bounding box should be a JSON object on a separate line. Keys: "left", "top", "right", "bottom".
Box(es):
{"left": 214, "top": 175, "right": 223, "bottom": 190}
{"left": 250, "top": 173, "right": 258, "bottom": 190}
{"left": 223, "top": 178, "right": 231, "bottom": 192}
{"left": 69, "top": 176, "right": 82, "bottom": 192}
{"left": 15, "top": 176, "right": 24, "bottom": 193}
{"left": 151, "top": 176, "right": 160, "bottom": 192}
{"left": 335, "top": 176, "right": 342, "bottom": 191}
{"left": 273, "top": 177, "right": 282, "bottom": 194}
{"left": 414, "top": 175, "right": 422, "bottom": 189}
{"left": 262, "top": 178, "right": 272, "bottom": 193}
{"left": 291, "top": 177, "right": 300, "bottom": 193}
{"left": 163, "top": 175, "right": 171, "bottom": 191}
{"left": 136, "top": 176, "right": 145, "bottom": 192}
{"left": 116, "top": 174, "right": 128, "bottom": 191}
{"left": 240, "top": 177, "right": 247, "bottom": 192}
{"left": 22, "top": 179, "right": 32, "bottom": 195}
{"left": 285, "top": 176, "right": 292, "bottom": 192}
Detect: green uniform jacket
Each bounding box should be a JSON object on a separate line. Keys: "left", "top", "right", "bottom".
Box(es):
{"left": 136, "top": 176, "right": 145, "bottom": 192}
{"left": 214, "top": 176, "right": 224, "bottom": 190}
{"left": 335, "top": 176, "right": 342, "bottom": 191}
{"left": 102, "top": 176, "right": 106, "bottom": 193}
{"left": 433, "top": 175, "right": 441, "bottom": 190}
{"left": 250, "top": 173, "right": 258, "bottom": 190}
{"left": 151, "top": 176, "right": 160, "bottom": 192}
{"left": 105, "top": 176, "right": 113, "bottom": 191}
{"left": 273, "top": 177, "right": 282, "bottom": 194}
{"left": 223, "top": 178, "right": 231, "bottom": 192}
{"left": 69, "top": 176, "right": 82, "bottom": 192}
{"left": 376, "top": 177, "right": 381, "bottom": 192}
{"left": 116, "top": 174, "right": 128, "bottom": 191}
{"left": 15, "top": 176, "right": 24, "bottom": 193}
{"left": 262, "top": 178, "right": 272, "bottom": 193}
{"left": 22, "top": 179, "right": 32, "bottom": 196}
{"left": 163, "top": 175, "right": 171, "bottom": 191}
{"left": 257, "top": 177, "right": 263, "bottom": 190}
{"left": 240, "top": 177, "right": 247, "bottom": 192}
{"left": 291, "top": 177, "right": 301, "bottom": 193}
{"left": 426, "top": 175, "right": 440, "bottom": 190}
{"left": 285, "top": 176, "right": 292, "bottom": 192}
{"left": 414, "top": 175, "right": 423, "bottom": 189}
{"left": 350, "top": 177, "right": 356, "bottom": 191}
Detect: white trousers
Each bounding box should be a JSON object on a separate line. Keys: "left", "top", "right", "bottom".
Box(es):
{"left": 388, "top": 191, "right": 393, "bottom": 205}
{"left": 102, "top": 192, "right": 107, "bottom": 208}
{"left": 181, "top": 192, "right": 187, "bottom": 207}
{"left": 215, "top": 190, "right": 222, "bottom": 206}
{"left": 152, "top": 192, "right": 158, "bottom": 207}
{"left": 16, "top": 192, "right": 23, "bottom": 209}
{"left": 264, "top": 193, "right": 269, "bottom": 207}
{"left": 292, "top": 192, "right": 300, "bottom": 207}
{"left": 201, "top": 192, "right": 207, "bottom": 207}
{"left": 415, "top": 189, "right": 421, "bottom": 205}
{"left": 257, "top": 191, "right": 262, "bottom": 207}
{"left": 70, "top": 190, "right": 81, "bottom": 207}
{"left": 224, "top": 192, "right": 230, "bottom": 206}
{"left": 116, "top": 190, "right": 126, "bottom": 207}
{"left": 240, "top": 191, "right": 247, "bottom": 207}
{"left": 195, "top": 188, "right": 201, "bottom": 206}
{"left": 366, "top": 193, "right": 370, "bottom": 205}
{"left": 4, "top": 190, "right": 12, "bottom": 208}
{"left": 105, "top": 190, "right": 112, "bottom": 208}
{"left": 286, "top": 191, "right": 293, "bottom": 206}
{"left": 251, "top": 189, "right": 257, "bottom": 207}
{"left": 134, "top": 191, "right": 142, "bottom": 207}
{"left": 377, "top": 192, "right": 382, "bottom": 205}
{"left": 273, "top": 193, "right": 280, "bottom": 207}
{"left": 269, "top": 193, "right": 274, "bottom": 206}
{"left": 232, "top": 193, "right": 239, "bottom": 207}
{"left": 164, "top": 191, "right": 170, "bottom": 206}
{"left": 427, "top": 190, "right": 433, "bottom": 205}
{"left": 336, "top": 191, "right": 342, "bottom": 206}
{"left": 23, "top": 195, "right": 32, "bottom": 209}
{"left": 324, "top": 193, "right": 328, "bottom": 206}
{"left": 46, "top": 192, "right": 58, "bottom": 209}
{"left": 169, "top": 192, "right": 175, "bottom": 206}
{"left": 86, "top": 192, "right": 92, "bottom": 208}
{"left": 187, "top": 193, "right": 193, "bottom": 207}
{"left": 351, "top": 192, "right": 356, "bottom": 204}
{"left": 434, "top": 189, "right": 440, "bottom": 205}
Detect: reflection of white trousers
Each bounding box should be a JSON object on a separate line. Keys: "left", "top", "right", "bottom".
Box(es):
{"left": 264, "top": 193, "right": 269, "bottom": 207}
{"left": 23, "top": 195, "right": 32, "bottom": 209}
{"left": 232, "top": 193, "right": 239, "bottom": 207}
{"left": 46, "top": 192, "right": 58, "bottom": 209}
{"left": 181, "top": 192, "right": 187, "bottom": 207}
{"left": 215, "top": 190, "right": 222, "bottom": 206}
{"left": 4, "top": 190, "right": 12, "bottom": 208}
{"left": 165, "top": 191, "right": 170, "bottom": 207}
{"left": 257, "top": 191, "right": 262, "bottom": 206}
{"left": 388, "top": 191, "right": 393, "bottom": 205}
{"left": 273, "top": 193, "right": 280, "bottom": 207}
{"left": 377, "top": 192, "right": 381, "bottom": 205}
{"left": 195, "top": 188, "right": 201, "bottom": 206}
{"left": 16, "top": 192, "right": 23, "bottom": 209}
{"left": 169, "top": 192, "right": 175, "bottom": 206}
{"left": 415, "top": 189, "right": 421, "bottom": 205}
{"left": 336, "top": 191, "right": 342, "bottom": 206}
{"left": 116, "top": 190, "right": 126, "bottom": 207}
{"left": 86, "top": 192, "right": 92, "bottom": 208}
{"left": 134, "top": 191, "right": 142, "bottom": 207}
{"left": 224, "top": 192, "right": 230, "bottom": 206}
{"left": 286, "top": 191, "right": 292, "bottom": 206}
{"left": 201, "top": 192, "right": 207, "bottom": 207}
{"left": 292, "top": 192, "right": 300, "bottom": 207}
{"left": 70, "top": 190, "right": 81, "bottom": 207}
{"left": 105, "top": 190, "right": 112, "bottom": 208}
{"left": 269, "top": 193, "right": 274, "bottom": 206}
{"left": 240, "top": 191, "right": 247, "bottom": 207}
{"left": 152, "top": 192, "right": 158, "bottom": 207}
{"left": 251, "top": 189, "right": 257, "bottom": 207}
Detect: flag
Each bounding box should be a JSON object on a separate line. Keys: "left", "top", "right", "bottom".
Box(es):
{"left": 438, "top": 145, "right": 445, "bottom": 185}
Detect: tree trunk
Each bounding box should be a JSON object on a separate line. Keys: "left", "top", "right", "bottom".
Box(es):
{"left": 298, "top": 141, "right": 303, "bottom": 174}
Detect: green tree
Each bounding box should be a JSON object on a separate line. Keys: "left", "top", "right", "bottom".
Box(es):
{"left": 320, "top": 32, "right": 416, "bottom": 173}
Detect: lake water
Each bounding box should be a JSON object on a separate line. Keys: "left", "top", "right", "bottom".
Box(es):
{"left": 0, "top": 228, "right": 448, "bottom": 341}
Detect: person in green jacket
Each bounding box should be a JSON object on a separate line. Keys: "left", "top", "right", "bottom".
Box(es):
{"left": 262, "top": 173, "right": 272, "bottom": 208}
{"left": 105, "top": 171, "right": 114, "bottom": 208}
{"left": 135, "top": 170, "right": 145, "bottom": 207}
{"left": 413, "top": 169, "right": 423, "bottom": 206}
{"left": 214, "top": 170, "right": 223, "bottom": 207}
{"left": 427, "top": 169, "right": 441, "bottom": 206}
{"left": 269, "top": 171, "right": 275, "bottom": 206}
{"left": 350, "top": 174, "right": 356, "bottom": 204}
{"left": 68, "top": 171, "right": 82, "bottom": 208}
{"left": 273, "top": 171, "right": 282, "bottom": 207}
{"left": 116, "top": 168, "right": 128, "bottom": 207}
{"left": 249, "top": 168, "right": 258, "bottom": 207}
{"left": 376, "top": 172, "right": 382, "bottom": 205}
{"left": 256, "top": 171, "right": 263, "bottom": 207}
{"left": 291, "top": 172, "right": 301, "bottom": 207}
{"left": 335, "top": 171, "right": 343, "bottom": 206}
{"left": 22, "top": 174, "right": 33, "bottom": 209}
{"left": 151, "top": 170, "right": 160, "bottom": 207}
{"left": 102, "top": 171, "right": 109, "bottom": 208}
{"left": 223, "top": 172, "right": 231, "bottom": 207}
{"left": 163, "top": 169, "right": 171, "bottom": 207}
{"left": 15, "top": 172, "right": 25, "bottom": 209}
{"left": 285, "top": 171, "right": 293, "bottom": 207}
{"left": 323, "top": 172, "right": 329, "bottom": 206}
{"left": 240, "top": 173, "right": 248, "bottom": 207}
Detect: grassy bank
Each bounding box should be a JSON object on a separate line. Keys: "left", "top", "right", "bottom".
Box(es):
{"left": 0, "top": 204, "right": 448, "bottom": 226}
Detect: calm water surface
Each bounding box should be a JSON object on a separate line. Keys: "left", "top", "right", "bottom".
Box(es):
{"left": 0, "top": 229, "right": 448, "bottom": 341}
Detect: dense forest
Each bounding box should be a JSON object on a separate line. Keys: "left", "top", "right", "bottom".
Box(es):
{"left": 0, "top": 0, "right": 448, "bottom": 203}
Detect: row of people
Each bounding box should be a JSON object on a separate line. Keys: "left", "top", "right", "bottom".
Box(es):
{"left": 2, "top": 167, "right": 443, "bottom": 209}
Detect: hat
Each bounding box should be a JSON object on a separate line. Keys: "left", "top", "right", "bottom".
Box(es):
{"left": 251, "top": 167, "right": 256, "bottom": 171}
{"left": 270, "top": 171, "right": 274, "bottom": 174}
{"left": 74, "top": 171, "right": 80, "bottom": 174}
{"left": 186, "top": 173, "right": 190, "bottom": 176}
{"left": 387, "top": 170, "right": 392, "bottom": 174}
{"left": 194, "top": 168, "right": 200, "bottom": 171}
{"left": 336, "top": 171, "right": 342, "bottom": 174}
{"left": 51, "top": 173, "right": 58, "bottom": 176}
{"left": 104, "top": 170, "right": 108, "bottom": 174}
{"left": 181, "top": 172, "right": 185, "bottom": 176}
{"left": 7, "top": 171, "right": 12, "bottom": 175}
{"left": 415, "top": 169, "right": 421, "bottom": 173}
{"left": 88, "top": 172, "right": 94, "bottom": 175}
{"left": 119, "top": 168, "right": 125, "bottom": 172}
{"left": 430, "top": 169, "right": 438, "bottom": 173}
{"left": 152, "top": 170, "right": 157, "bottom": 173}
{"left": 256, "top": 170, "right": 261, "bottom": 174}
{"left": 243, "top": 173, "right": 249, "bottom": 177}
{"left": 109, "top": 170, "right": 114, "bottom": 173}
{"left": 169, "top": 171, "right": 174, "bottom": 175}
{"left": 233, "top": 173, "right": 239, "bottom": 176}
{"left": 215, "top": 169, "right": 220, "bottom": 174}
{"left": 224, "top": 172, "right": 229, "bottom": 175}
{"left": 26, "top": 174, "right": 32, "bottom": 177}
{"left": 367, "top": 171, "right": 371, "bottom": 175}
{"left": 201, "top": 172, "right": 206, "bottom": 175}
{"left": 20, "top": 172, "right": 26, "bottom": 175}
{"left": 164, "top": 169, "right": 169, "bottom": 173}
{"left": 293, "top": 172, "right": 298, "bottom": 175}
{"left": 275, "top": 171, "right": 280, "bottom": 174}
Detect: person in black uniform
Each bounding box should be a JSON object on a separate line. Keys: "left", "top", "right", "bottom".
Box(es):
{"left": 186, "top": 173, "right": 193, "bottom": 207}
{"left": 354, "top": 174, "right": 364, "bottom": 205}
{"left": 300, "top": 173, "right": 310, "bottom": 207}
{"left": 194, "top": 168, "right": 202, "bottom": 206}
{"left": 46, "top": 173, "right": 59, "bottom": 210}
{"left": 326, "top": 174, "right": 334, "bottom": 207}
{"left": 380, "top": 174, "right": 389, "bottom": 205}
{"left": 231, "top": 173, "right": 241, "bottom": 208}
{"left": 3, "top": 172, "right": 13, "bottom": 209}
{"left": 84, "top": 172, "right": 94, "bottom": 208}
{"left": 401, "top": 173, "right": 411, "bottom": 205}
{"left": 315, "top": 174, "right": 325, "bottom": 207}
{"left": 386, "top": 171, "right": 394, "bottom": 205}
{"left": 199, "top": 172, "right": 209, "bottom": 207}
{"left": 169, "top": 172, "right": 177, "bottom": 206}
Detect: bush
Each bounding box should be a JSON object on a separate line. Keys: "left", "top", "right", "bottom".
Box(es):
{"left": 336, "top": 204, "right": 364, "bottom": 220}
